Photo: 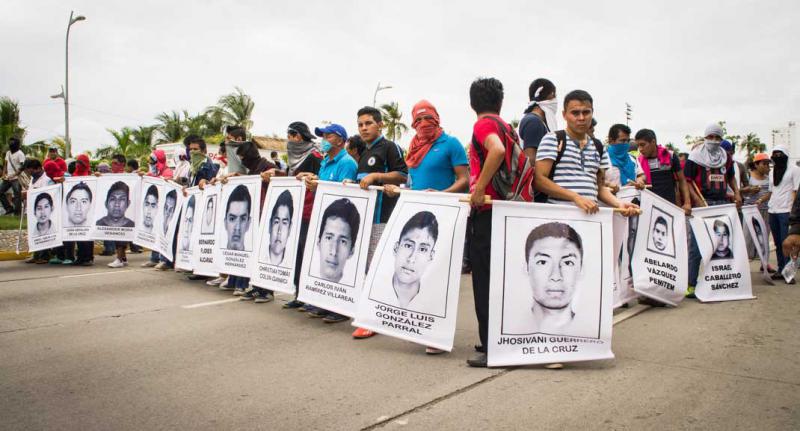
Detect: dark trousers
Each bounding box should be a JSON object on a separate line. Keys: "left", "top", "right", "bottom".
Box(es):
{"left": 468, "top": 209, "right": 492, "bottom": 350}
{"left": 769, "top": 212, "right": 790, "bottom": 271}
{"left": 293, "top": 219, "right": 310, "bottom": 297}
{"left": 63, "top": 241, "right": 94, "bottom": 263}
{"left": 0, "top": 179, "right": 21, "bottom": 214}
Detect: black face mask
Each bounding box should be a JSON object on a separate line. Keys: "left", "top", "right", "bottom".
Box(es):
{"left": 772, "top": 153, "right": 788, "bottom": 186}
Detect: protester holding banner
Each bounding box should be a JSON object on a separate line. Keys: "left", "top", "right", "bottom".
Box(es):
{"left": 634, "top": 128, "right": 692, "bottom": 214}
{"left": 22, "top": 159, "right": 58, "bottom": 263}
{"left": 763, "top": 146, "right": 800, "bottom": 283}
{"left": 141, "top": 149, "right": 174, "bottom": 270}
{"left": 383, "top": 99, "right": 468, "bottom": 354}
{"left": 743, "top": 153, "right": 772, "bottom": 264}
{"left": 62, "top": 154, "right": 95, "bottom": 266}
{"left": 605, "top": 124, "right": 644, "bottom": 193}
{"left": 354, "top": 106, "right": 409, "bottom": 340}
{"left": 683, "top": 123, "right": 742, "bottom": 297}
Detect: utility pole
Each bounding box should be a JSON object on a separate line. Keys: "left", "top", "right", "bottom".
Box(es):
{"left": 373, "top": 82, "right": 392, "bottom": 107}
{"left": 59, "top": 11, "right": 86, "bottom": 158}
{"left": 625, "top": 103, "right": 632, "bottom": 127}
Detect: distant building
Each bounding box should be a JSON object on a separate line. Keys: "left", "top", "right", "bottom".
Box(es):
{"left": 771, "top": 122, "right": 798, "bottom": 165}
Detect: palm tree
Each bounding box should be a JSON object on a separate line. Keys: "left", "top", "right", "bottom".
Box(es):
{"left": 155, "top": 111, "right": 184, "bottom": 143}
{"left": 0, "top": 97, "right": 26, "bottom": 156}
{"left": 132, "top": 125, "right": 157, "bottom": 149}
{"left": 380, "top": 102, "right": 408, "bottom": 143}
{"left": 205, "top": 87, "right": 255, "bottom": 132}
{"left": 740, "top": 133, "right": 765, "bottom": 157}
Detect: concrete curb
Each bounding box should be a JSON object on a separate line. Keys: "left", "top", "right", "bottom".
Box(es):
{"left": 0, "top": 246, "right": 106, "bottom": 262}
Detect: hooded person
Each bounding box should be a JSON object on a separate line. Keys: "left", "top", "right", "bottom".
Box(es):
{"left": 73, "top": 154, "right": 92, "bottom": 177}
{"left": 606, "top": 124, "right": 642, "bottom": 189}
{"left": 520, "top": 79, "right": 558, "bottom": 179}
{"left": 286, "top": 121, "right": 321, "bottom": 176}
{"left": 147, "top": 149, "right": 173, "bottom": 179}
{"left": 765, "top": 144, "right": 800, "bottom": 281}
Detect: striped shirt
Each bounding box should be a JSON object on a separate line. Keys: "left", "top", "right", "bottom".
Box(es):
{"left": 536, "top": 132, "right": 610, "bottom": 204}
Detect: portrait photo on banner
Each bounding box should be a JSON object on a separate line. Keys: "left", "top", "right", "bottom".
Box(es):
{"left": 703, "top": 215, "right": 735, "bottom": 261}
{"left": 307, "top": 193, "right": 369, "bottom": 288}
{"left": 750, "top": 214, "right": 768, "bottom": 259}
{"left": 645, "top": 205, "right": 676, "bottom": 258}
{"left": 201, "top": 194, "right": 217, "bottom": 235}
{"left": 258, "top": 186, "right": 302, "bottom": 269}
{"left": 62, "top": 178, "right": 96, "bottom": 231}
{"left": 500, "top": 216, "right": 604, "bottom": 339}
{"left": 367, "top": 202, "right": 461, "bottom": 318}
{"left": 178, "top": 192, "right": 198, "bottom": 253}
{"left": 218, "top": 182, "right": 257, "bottom": 253}
{"left": 95, "top": 175, "right": 137, "bottom": 228}
{"left": 139, "top": 181, "right": 162, "bottom": 235}
{"left": 27, "top": 184, "right": 62, "bottom": 251}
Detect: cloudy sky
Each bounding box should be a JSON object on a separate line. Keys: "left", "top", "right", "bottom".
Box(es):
{"left": 3, "top": 0, "right": 798, "bottom": 155}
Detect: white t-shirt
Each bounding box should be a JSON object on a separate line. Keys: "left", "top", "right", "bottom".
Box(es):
{"left": 605, "top": 154, "right": 644, "bottom": 187}
{"left": 768, "top": 166, "right": 800, "bottom": 214}
{"left": 4, "top": 150, "right": 25, "bottom": 180}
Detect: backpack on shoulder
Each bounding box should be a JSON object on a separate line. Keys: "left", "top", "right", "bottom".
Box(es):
{"left": 532, "top": 130, "right": 604, "bottom": 202}
{"left": 471, "top": 115, "right": 535, "bottom": 202}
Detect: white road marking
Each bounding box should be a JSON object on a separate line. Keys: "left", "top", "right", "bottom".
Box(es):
{"left": 181, "top": 298, "right": 241, "bottom": 309}
{"left": 60, "top": 269, "right": 136, "bottom": 279}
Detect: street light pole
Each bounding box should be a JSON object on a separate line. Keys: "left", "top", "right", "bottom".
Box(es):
{"left": 373, "top": 82, "right": 393, "bottom": 107}
{"left": 63, "top": 10, "right": 86, "bottom": 158}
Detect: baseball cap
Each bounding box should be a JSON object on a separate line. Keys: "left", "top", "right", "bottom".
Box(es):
{"left": 753, "top": 153, "right": 770, "bottom": 163}
{"left": 314, "top": 124, "right": 348, "bottom": 141}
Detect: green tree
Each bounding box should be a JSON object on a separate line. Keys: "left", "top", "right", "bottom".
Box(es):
{"left": 510, "top": 118, "right": 521, "bottom": 129}
{"left": 0, "top": 97, "right": 26, "bottom": 157}
{"left": 205, "top": 87, "right": 255, "bottom": 132}
{"left": 379, "top": 102, "right": 408, "bottom": 143}
{"left": 740, "top": 133, "right": 765, "bottom": 157}
{"left": 665, "top": 142, "right": 678, "bottom": 152}
{"left": 155, "top": 111, "right": 184, "bottom": 143}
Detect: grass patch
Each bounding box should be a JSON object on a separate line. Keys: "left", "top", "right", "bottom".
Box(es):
{"left": 0, "top": 214, "right": 26, "bottom": 230}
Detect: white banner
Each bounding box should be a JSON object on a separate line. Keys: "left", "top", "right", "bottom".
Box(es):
{"left": 27, "top": 183, "right": 63, "bottom": 252}
{"left": 741, "top": 205, "right": 774, "bottom": 285}
{"left": 631, "top": 189, "right": 688, "bottom": 306}
{"left": 688, "top": 205, "right": 755, "bottom": 302}
{"left": 93, "top": 174, "right": 139, "bottom": 242}
{"left": 133, "top": 176, "right": 166, "bottom": 251}
{"left": 158, "top": 181, "right": 183, "bottom": 261}
{"left": 297, "top": 182, "right": 377, "bottom": 317}
{"left": 251, "top": 177, "right": 306, "bottom": 294}
{"left": 213, "top": 175, "right": 261, "bottom": 278}
{"left": 175, "top": 187, "right": 201, "bottom": 271}
{"left": 353, "top": 191, "right": 470, "bottom": 351}
{"left": 488, "top": 202, "right": 615, "bottom": 367}
{"left": 62, "top": 176, "right": 97, "bottom": 241}
{"left": 191, "top": 183, "right": 221, "bottom": 277}
{"left": 614, "top": 187, "right": 640, "bottom": 307}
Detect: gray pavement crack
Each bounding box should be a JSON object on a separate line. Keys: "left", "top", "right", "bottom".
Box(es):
{"left": 0, "top": 307, "right": 168, "bottom": 335}
{"left": 361, "top": 369, "right": 512, "bottom": 430}
{"left": 619, "top": 355, "right": 800, "bottom": 387}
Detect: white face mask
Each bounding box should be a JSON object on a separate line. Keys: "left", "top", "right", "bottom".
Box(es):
{"left": 537, "top": 99, "right": 559, "bottom": 131}
{"left": 704, "top": 139, "right": 722, "bottom": 150}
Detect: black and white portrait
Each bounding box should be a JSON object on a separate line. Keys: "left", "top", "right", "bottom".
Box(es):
{"left": 309, "top": 196, "right": 366, "bottom": 286}
{"left": 751, "top": 217, "right": 766, "bottom": 258}
{"left": 32, "top": 192, "right": 55, "bottom": 236}
{"left": 501, "top": 219, "right": 603, "bottom": 339}
{"left": 96, "top": 180, "right": 135, "bottom": 227}
{"left": 201, "top": 195, "right": 216, "bottom": 235}
{"left": 141, "top": 184, "right": 159, "bottom": 234}
{"left": 705, "top": 217, "right": 734, "bottom": 261}
{"left": 646, "top": 207, "right": 675, "bottom": 258}
{"left": 222, "top": 184, "right": 253, "bottom": 252}
{"left": 260, "top": 189, "right": 294, "bottom": 266}
{"left": 162, "top": 189, "right": 177, "bottom": 236}
{"left": 180, "top": 195, "right": 196, "bottom": 252}
{"left": 64, "top": 181, "right": 93, "bottom": 227}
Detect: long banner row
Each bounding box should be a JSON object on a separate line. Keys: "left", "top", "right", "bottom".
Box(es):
{"left": 27, "top": 174, "right": 761, "bottom": 366}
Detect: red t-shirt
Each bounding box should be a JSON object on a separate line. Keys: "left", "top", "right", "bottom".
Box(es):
{"left": 469, "top": 115, "right": 509, "bottom": 206}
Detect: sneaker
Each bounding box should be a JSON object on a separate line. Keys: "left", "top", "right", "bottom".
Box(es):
{"left": 787, "top": 278, "right": 796, "bottom": 285}
{"left": 767, "top": 265, "right": 777, "bottom": 274}
{"left": 61, "top": 259, "right": 74, "bottom": 265}
{"left": 34, "top": 258, "right": 49, "bottom": 264}
{"left": 77, "top": 260, "right": 93, "bottom": 267}
{"left": 206, "top": 277, "right": 224, "bottom": 286}
{"left": 466, "top": 352, "right": 487, "bottom": 368}
{"left": 299, "top": 303, "right": 314, "bottom": 312}
{"left": 24, "top": 256, "right": 37, "bottom": 264}
{"left": 544, "top": 363, "right": 564, "bottom": 369}
{"left": 425, "top": 347, "right": 445, "bottom": 355}
{"left": 685, "top": 285, "right": 696, "bottom": 299}
{"left": 352, "top": 327, "right": 376, "bottom": 339}
{"left": 154, "top": 262, "right": 170, "bottom": 271}
{"left": 48, "top": 257, "right": 63, "bottom": 264}
{"left": 771, "top": 272, "right": 784, "bottom": 281}
{"left": 219, "top": 279, "right": 234, "bottom": 291}
{"left": 107, "top": 258, "right": 128, "bottom": 268}
{"left": 254, "top": 292, "right": 274, "bottom": 303}
{"left": 233, "top": 288, "right": 245, "bottom": 296}
{"left": 322, "top": 313, "right": 348, "bottom": 323}
{"left": 308, "top": 308, "right": 329, "bottom": 318}
{"left": 239, "top": 290, "right": 256, "bottom": 301}
{"left": 141, "top": 261, "right": 158, "bottom": 268}
{"left": 282, "top": 299, "right": 305, "bottom": 309}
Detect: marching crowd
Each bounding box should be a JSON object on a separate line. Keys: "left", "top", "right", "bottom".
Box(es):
{"left": 4, "top": 77, "right": 800, "bottom": 368}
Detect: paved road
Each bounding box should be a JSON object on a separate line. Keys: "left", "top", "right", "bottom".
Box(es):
{"left": 1, "top": 254, "right": 798, "bottom": 430}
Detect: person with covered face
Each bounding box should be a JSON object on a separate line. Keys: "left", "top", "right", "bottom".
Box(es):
{"left": 759, "top": 145, "right": 800, "bottom": 283}
{"left": 0, "top": 137, "right": 26, "bottom": 215}
{"left": 141, "top": 149, "right": 174, "bottom": 269}
{"left": 683, "top": 123, "right": 742, "bottom": 296}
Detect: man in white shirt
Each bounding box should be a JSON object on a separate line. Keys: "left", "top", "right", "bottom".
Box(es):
{"left": 762, "top": 146, "right": 800, "bottom": 283}
{"left": 1, "top": 137, "right": 26, "bottom": 215}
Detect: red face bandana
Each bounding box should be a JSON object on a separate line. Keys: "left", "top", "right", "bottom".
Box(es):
{"left": 406, "top": 100, "right": 444, "bottom": 169}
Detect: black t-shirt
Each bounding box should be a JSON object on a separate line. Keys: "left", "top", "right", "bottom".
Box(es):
{"left": 357, "top": 137, "right": 408, "bottom": 223}
{"left": 645, "top": 153, "right": 681, "bottom": 204}
{"left": 684, "top": 156, "right": 734, "bottom": 202}
{"left": 519, "top": 112, "right": 549, "bottom": 150}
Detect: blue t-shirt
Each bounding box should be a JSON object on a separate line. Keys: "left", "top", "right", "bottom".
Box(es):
{"left": 318, "top": 149, "right": 358, "bottom": 182}
{"left": 519, "top": 112, "right": 549, "bottom": 150}
{"left": 408, "top": 133, "right": 468, "bottom": 191}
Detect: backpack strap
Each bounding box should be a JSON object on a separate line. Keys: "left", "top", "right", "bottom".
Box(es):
{"left": 549, "top": 130, "right": 568, "bottom": 180}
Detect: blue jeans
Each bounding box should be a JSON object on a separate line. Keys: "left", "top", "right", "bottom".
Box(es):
{"left": 688, "top": 200, "right": 730, "bottom": 286}
{"left": 150, "top": 251, "right": 160, "bottom": 263}
{"left": 769, "top": 212, "right": 790, "bottom": 272}
{"left": 228, "top": 275, "right": 249, "bottom": 290}
{"left": 102, "top": 241, "right": 116, "bottom": 254}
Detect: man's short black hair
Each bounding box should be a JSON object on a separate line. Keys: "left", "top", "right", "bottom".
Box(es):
{"left": 183, "top": 134, "right": 201, "bottom": 146}
{"left": 528, "top": 78, "right": 556, "bottom": 102}
{"left": 185, "top": 135, "right": 206, "bottom": 151}
{"left": 271, "top": 190, "right": 294, "bottom": 222}
{"left": 608, "top": 124, "right": 632, "bottom": 142}
{"left": 357, "top": 106, "right": 382, "bottom": 123}
{"left": 524, "top": 222, "right": 583, "bottom": 265}
{"left": 67, "top": 161, "right": 76, "bottom": 175}
{"left": 563, "top": 90, "right": 593, "bottom": 109}
{"left": 318, "top": 198, "right": 361, "bottom": 251}
{"left": 107, "top": 181, "right": 130, "bottom": 201}
{"left": 127, "top": 159, "right": 139, "bottom": 170}
{"left": 635, "top": 129, "right": 657, "bottom": 143}
{"left": 145, "top": 184, "right": 159, "bottom": 201}
{"left": 654, "top": 216, "right": 668, "bottom": 229}
{"left": 399, "top": 211, "right": 439, "bottom": 244}
{"left": 111, "top": 154, "right": 126, "bottom": 164}
{"left": 469, "top": 77, "right": 504, "bottom": 114}
{"left": 270, "top": 151, "right": 278, "bottom": 158}
{"left": 713, "top": 219, "right": 730, "bottom": 235}
{"left": 226, "top": 126, "right": 247, "bottom": 141}
{"left": 226, "top": 184, "right": 251, "bottom": 215}
{"left": 23, "top": 158, "right": 42, "bottom": 170}
{"left": 34, "top": 192, "right": 53, "bottom": 209}
{"left": 165, "top": 189, "right": 177, "bottom": 204}
{"left": 347, "top": 135, "right": 366, "bottom": 158}
{"left": 67, "top": 181, "right": 93, "bottom": 202}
